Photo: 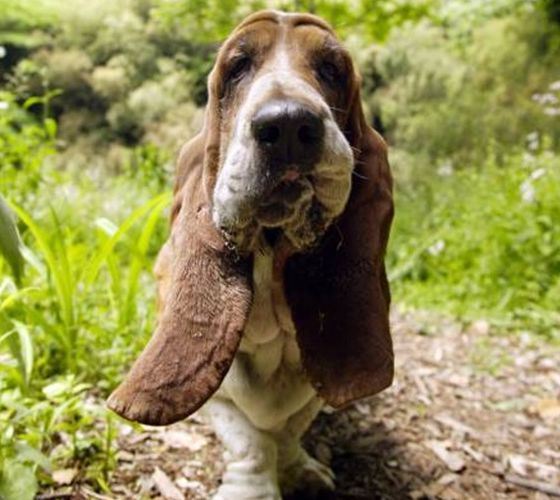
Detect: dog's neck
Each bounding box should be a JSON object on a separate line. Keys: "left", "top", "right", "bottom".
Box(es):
{"left": 237, "top": 245, "right": 302, "bottom": 379}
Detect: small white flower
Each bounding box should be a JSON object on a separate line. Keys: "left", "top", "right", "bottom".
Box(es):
{"left": 527, "top": 131, "right": 539, "bottom": 151}
{"left": 437, "top": 161, "right": 454, "bottom": 177}
{"left": 549, "top": 80, "right": 560, "bottom": 92}
{"left": 522, "top": 152, "right": 535, "bottom": 167}
{"left": 0, "top": 101, "right": 8, "bottom": 111}
{"left": 544, "top": 107, "right": 560, "bottom": 116}
{"left": 541, "top": 93, "right": 558, "bottom": 105}
{"left": 428, "top": 240, "right": 445, "bottom": 256}
{"left": 530, "top": 168, "right": 546, "bottom": 181}
{"left": 0, "top": 46, "right": 5, "bottom": 58}
{"left": 526, "top": 131, "right": 538, "bottom": 142}
{"left": 520, "top": 179, "right": 536, "bottom": 203}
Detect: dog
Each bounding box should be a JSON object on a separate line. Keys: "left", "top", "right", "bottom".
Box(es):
{"left": 108, "top": 10, "right": 394, "bottom": 499}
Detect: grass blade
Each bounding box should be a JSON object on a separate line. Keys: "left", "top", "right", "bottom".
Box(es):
{"left": 0, "top": 194, "right": 24, "bottom": 284}
{"left": 83, "top": 192, "right": 171, "bottom": 285}
{"left": 122, "top": 194, "right": 169, "bottom": 325}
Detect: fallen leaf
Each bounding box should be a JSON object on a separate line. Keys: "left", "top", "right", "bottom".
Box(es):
{"left": 530, "top": 398, "right": 560, "bottom": 421}
{"left": 462, "top": 443, "right": 485, "bottom": 463}
{"left": 52, "top": 468, "right": 78, "bottom": 485}
{"left": 437, "top": 472, "right": 459, "bottom": 486}
{"left": 176, "top": 477, "right": 205, "bottom": 492}
{"left": 314, "top": 442, "right": 332, "bottom": 464}
{"left": 152, "top": 467, "right": 183, "bottom": 500}
{"left": 138, "top": 474, "right": 154, "bottom": 494}
{"left": 470, "top": 320, "right": 490, "bottom": 336}
{"left": 162, "top": 430, "right": 208, "bottom": 451}
{"left": 445, "top": 373, "right": 471, "bottom": 388}
{"left": 425, "top": 440, "right": 466, "bottom": 472}
{"left": 507, "top": 454, "right": 560, "bottom": 482}
{"left": 434, "top": 414, "right": 482, "bottom": 439}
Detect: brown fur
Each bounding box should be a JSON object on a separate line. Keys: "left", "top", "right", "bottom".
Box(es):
{"left": 107, "top": 10, "right": 394, "bottom": 425}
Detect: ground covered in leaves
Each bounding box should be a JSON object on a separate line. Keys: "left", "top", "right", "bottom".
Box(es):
{"left": 43, "top": 311, "right": 560, "bottom": 499}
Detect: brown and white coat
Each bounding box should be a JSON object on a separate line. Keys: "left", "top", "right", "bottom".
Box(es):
{"left": 108, "top": 10, "right": 394, "bottom": 499}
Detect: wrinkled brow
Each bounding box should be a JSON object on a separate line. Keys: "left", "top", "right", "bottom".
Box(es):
{"left": 234, "top": 10, "right": 334, "bottom": 35}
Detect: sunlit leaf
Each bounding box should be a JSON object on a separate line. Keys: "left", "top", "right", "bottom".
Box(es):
{"left": 0, "top": 460, "right": 38, "bottom": 500}
{"left": 12, "top": 320, "right": 34, "bottom": 387}
{"left": 83, "top": 192, "right": 171, "bottom": 285}
{"left": 0, "top": 195, "right": 24, "bottom": 284}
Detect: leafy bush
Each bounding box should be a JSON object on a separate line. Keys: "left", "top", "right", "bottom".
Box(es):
{"left": 0, "top": 90, "right": 57, "bottom": 199}
{"left": 0, "top": 93, "right": 170, "bottom": 495}
{"left": 371, "top": 7, "right": 560, "bottom": 172}
{"left": 389, "top": 146, "right": 560, "bottom": 337}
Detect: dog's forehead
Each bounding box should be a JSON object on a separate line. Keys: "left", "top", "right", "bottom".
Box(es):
{"left": 235, "top": 10, "right": 334, "bottom": 34}
{"left": 222, "top": 10, "right": 337, "bottom": 56}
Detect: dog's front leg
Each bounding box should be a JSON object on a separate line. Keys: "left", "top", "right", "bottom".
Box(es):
{"left": 274, "top": 397, "right": 335, "bottom": 496}
{"left": 203, "top": 396, "right": 282, "bottom": 500}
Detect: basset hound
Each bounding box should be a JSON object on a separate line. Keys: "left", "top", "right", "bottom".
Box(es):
{"left": 108, "top": 10, "right": 394, "bottom": 499}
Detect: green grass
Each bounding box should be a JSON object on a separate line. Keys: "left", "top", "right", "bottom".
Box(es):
{"left": 388, "top": 146, "right": 560, "bottom": 339}
{"left": 0, "top": 92, "right": 170, "bottom": 498}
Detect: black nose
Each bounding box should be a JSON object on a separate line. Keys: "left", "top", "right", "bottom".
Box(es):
{"left": 251, "top": 100, "right": 324, "bottom": 166}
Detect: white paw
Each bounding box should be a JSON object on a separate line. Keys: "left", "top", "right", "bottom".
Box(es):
{"left": 213, "top": 467, "right": 281, "bottom": 500}
{"left": 280, "top": 450, "right": 335, "bottom": 495}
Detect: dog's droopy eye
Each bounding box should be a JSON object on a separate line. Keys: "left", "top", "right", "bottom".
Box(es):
{"left": 317, "top": 61, "right": 340, "bottom": 86}
{"left": 227, "top": 56, "right": 252, "bottom": 83}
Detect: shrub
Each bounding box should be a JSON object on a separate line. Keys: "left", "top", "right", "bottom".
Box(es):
{"left": 371, "top": 8, "right": 560, "bottom": 174}
{"left": 388, "top": 147, "right": 560, "bottom": 337}
{"left": 0, "top": 91, "right": 171, "bottom": 495}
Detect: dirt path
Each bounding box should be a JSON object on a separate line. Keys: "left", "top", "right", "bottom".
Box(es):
{"left": 91, "top": 311, "right": 560, "bottom": 498}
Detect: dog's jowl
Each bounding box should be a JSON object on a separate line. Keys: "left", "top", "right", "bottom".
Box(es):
{"left": 108, "top": 10, "right": 394, "bottom": 499}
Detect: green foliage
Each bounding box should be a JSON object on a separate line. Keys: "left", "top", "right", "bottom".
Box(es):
{"left": 373, "top": 11, "right": 560, "bottom": 171}
{"left": 389, "top": 147, "right": 560, "bottom": 338}
{"left": 0, "top": 375, "right": 116, "bottom": 497}
{"left": 0, "top": 195, "right": 24, "bottom": 284}
{"left": 0, "top": 94, "right": 169, "bottom": 491}
{"left": 3, "top": 0, "right": 204, "bottom": 152}
{"left": 0, "top": 0, "right": 58, "bottom": 48}
{"left": 0, "top": 90, "right": 57, "bottom": 199}
{"left": 153, "top": 0, "right": 435, "bottom": 43}
{"left": 543, "top": 0, "right": 560, "bottom": 23}
{"left": 2, "top": 0, "right": 435, "bottom": 154}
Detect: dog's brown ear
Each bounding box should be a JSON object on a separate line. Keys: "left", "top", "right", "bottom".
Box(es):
{"left": 285, "top": 79, "right": 394, "bottom": 409}
{"left": 107, "top": 137, "right": 253, "bottom": 426}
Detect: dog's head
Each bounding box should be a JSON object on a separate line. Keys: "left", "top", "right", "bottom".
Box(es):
{"left": 108, "top": 11, "right": 394, "bottom": 425}
{"left": 206, "top": 11, "right": 358, "bottom": 253}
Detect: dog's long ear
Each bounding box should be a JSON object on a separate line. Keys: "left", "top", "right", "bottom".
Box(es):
{"left": 107, "top": 68, "right": 253, "bottom": 427}
{"left": 285, "top": 76, "right": 394, "bottom": 409}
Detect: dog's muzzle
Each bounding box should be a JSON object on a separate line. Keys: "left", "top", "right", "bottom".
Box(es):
{"left": 213, "top": 94, "right": 353, "bottom": 253}
{"left": 248, "top": 100, "right": 322, "bottom": 230}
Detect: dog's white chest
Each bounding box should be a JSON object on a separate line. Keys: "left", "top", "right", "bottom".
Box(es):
{"left": 218, "top": 248, "right": 315, "bottom": 430}
{"left": 240, "top": 249, "right": 301, "bottom": 377}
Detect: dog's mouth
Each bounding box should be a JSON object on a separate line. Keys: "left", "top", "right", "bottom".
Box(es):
{"left": 262, "top": 227, "right": 283, "bottom": 247}
{"left": 216, "top": 169, "right": 319, "bottom": 254}
{"left": 256, "top": 175, "right": 313, "bottom": 225}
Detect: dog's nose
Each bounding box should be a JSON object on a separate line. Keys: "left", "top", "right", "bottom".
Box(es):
{"left": 251, "top": 100, "right": 324, "bottom": 166}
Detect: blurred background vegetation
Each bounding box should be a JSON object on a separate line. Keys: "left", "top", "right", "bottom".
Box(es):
{"left": 0, "top": 0, "right": 559, "bottom": 497}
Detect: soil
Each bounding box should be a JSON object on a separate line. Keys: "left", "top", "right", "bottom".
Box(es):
{"left": 41, "top": 310, "right": 560, "bottom": 499}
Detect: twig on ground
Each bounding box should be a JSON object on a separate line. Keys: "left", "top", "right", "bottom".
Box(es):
{"left": 503, "top": 474, "right": 560, "bottom": 497}
{"left": 80, "top": 486, "right": 115, "bottom": 500}
{"left": 36, "top": 493, "right": 75, "bottom": 500}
